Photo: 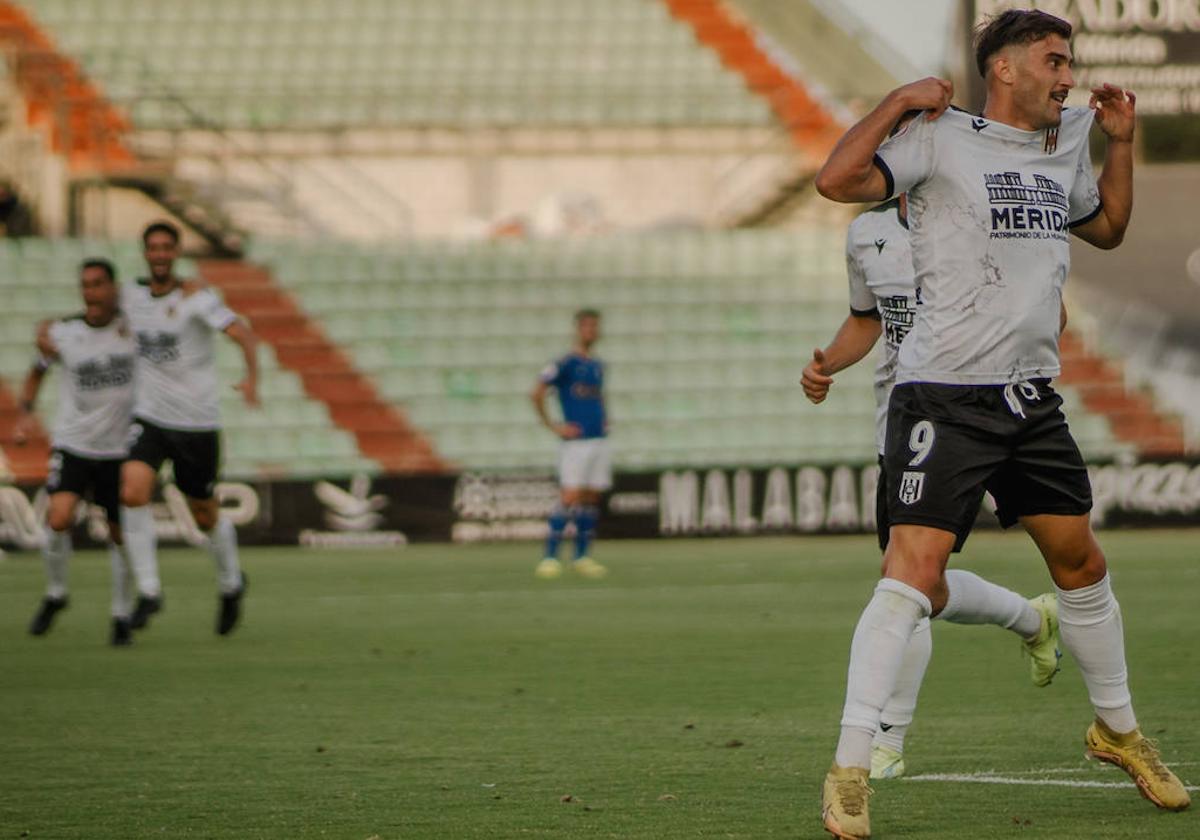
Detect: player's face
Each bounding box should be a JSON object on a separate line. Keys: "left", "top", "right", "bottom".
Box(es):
{"left": 1011, "top": 35, "right": 1074, "bottom": 129}
{"left": 80, "top": 267, "right": 118, "bottom": 320}
{"left": 144, "top": 231, "right": 178, "bottom": 281}
{"left": 576, "top": 316, "right": 600, "bottom": 347}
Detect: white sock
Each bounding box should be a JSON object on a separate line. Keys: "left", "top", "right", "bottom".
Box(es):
{"left": 939, "top": 569, "right": 1041, "bottom": 637}
{"left": 209, "top": 516, "right": 243, "bottom": 594}
{"left": 874, "top": 617, "right": 932, "bottom": 753}
{"left": 836, "top": 579, "right": 931, "bottom": 769}
{"left": 120, "top": 505, "right": 161, "bottom": 597}
{"left": 42, "top": 526, "right": 71, "bottom": 600}
{"left": 109, "top": 543, "right": 133, "bottom": 619}
{"left": 1057, "top": 575, "right": 1138, "bottom": 734}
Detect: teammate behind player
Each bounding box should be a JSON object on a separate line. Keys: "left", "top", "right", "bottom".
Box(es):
{"left": 18, "top": 258, "right": 137, "bottom": 646}
{"left": 118, "top": 221, "right": 258, "bottom": 635}
{"left": 814, "top": 10, "right": 1187, "bottom": 837}
{"left": 802, "top": 194, "right": 1063, "bottom": 780}
{"left": 531, "top": 309, "right": 609, "bottom": 580}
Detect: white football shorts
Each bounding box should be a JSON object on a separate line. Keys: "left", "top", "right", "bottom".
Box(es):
{"left": 558, "top": 437, "right": 613, "bottom": 491}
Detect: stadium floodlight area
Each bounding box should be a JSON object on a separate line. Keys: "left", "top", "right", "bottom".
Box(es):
{"left": 251, "top": 231, "right": 1130, "bottom": 472}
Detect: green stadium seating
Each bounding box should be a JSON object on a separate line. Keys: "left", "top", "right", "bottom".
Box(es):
{"left": 252, "top": 232, "right": 1134, "bottom": 471}
{"left": 19, "top": 0, "right": 773, "bottom": 130}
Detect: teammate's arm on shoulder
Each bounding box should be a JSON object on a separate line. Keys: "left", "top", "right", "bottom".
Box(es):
{"left": 815, "top": 77, "right": 951, "bottom": 204}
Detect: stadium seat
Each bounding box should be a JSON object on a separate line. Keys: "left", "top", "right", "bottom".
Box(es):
{"left": 21, "top": 0, "right": 774, "bottom": 130}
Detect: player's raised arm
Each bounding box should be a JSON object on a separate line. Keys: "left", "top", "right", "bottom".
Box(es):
{"left": 801, "top": 314, "right": 883, "bottom": 404}
{"left": 13, "top": 339, "right": 53, "bottom": 445}
{"left": 814, "top": 77, "right": 953, "bottom": 204}
{"left": 1071, "top": 85, "right": 1135, "bottom": 250}
{"left": 224, "top": 319, "right": 259, "bottom": 408}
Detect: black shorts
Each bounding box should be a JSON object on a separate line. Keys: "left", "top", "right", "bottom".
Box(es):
{"left": 128, "top": 417, "right": 221, "bottom": 500}
{"left": 46, "top": 449, "right": 122, "bottom": 523}
{"left": 882, "top": 380, "right": 1092, "bottom": 547}
{"left": 875, "top": 455, "right": 983, "bottom": 554}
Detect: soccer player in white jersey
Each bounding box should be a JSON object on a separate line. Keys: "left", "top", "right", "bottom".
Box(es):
{"left": 118, "top": 221, "right": 259, "bottom": 636}
{"left": 17, "top": 259, "right": 137, "bottom": 646}
{"left": 813, "top": 10, "right": 1187, "bottom": 837}
{"left": 802, "top": 194, "right": 1063, "bottom": 781}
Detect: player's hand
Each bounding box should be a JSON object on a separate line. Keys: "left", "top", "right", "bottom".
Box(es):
{"left": 35, "top": 319, "right": 56, "bottom": 359}
{"left": 234, "top": 377, "right": 260, "bottom": 408}
{"left": 555, "top": 423, "right": 582, "bottom": 440}
{"left": 801, "top": 348, "right": 834, "bottom": 404}
{"left": 892, "top": 77, "right": 953, "bottom": 121}
{"left": 13, "top": 411, "right": 36, "bottom": 446}
{"left": 1089, "top": 84, "right": 1136, "bottom": 142}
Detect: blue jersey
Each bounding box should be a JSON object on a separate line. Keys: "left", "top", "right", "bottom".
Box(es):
{"left": 540, "top": 353, "right": 606, "bottom": 439}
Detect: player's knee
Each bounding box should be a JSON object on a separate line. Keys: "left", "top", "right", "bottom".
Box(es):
{"left": 120, "top": 484, "right": 150, "bottom": 508}
{"left": 188, "top": 499, "right": 219, "bottom": 531}
{"left": 1074, "top": 542, "right": 1108, "bottom": 583}
{"left": 46, "top": 509, "right": 73, "bottom": 532}
{"left": 193, "top": 508, "right": 217, "bottom": 531}
{"left": 1057, "top": 534, "right": 1105, "bottom": 574}
{"left": 882, "top": 543, "right": 947, "bottom": 600}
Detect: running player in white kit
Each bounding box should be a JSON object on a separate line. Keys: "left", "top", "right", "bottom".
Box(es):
{"left": 802, "top": 194, "right": 1062, "bottom": 780}
{"left": 814, "top": 10, "right": 1187, "bottom": 837}
{"left": 118, "top": 221, "right": 259, "bottom": 636}
{"left": 17, "top": 258, "right": 138, "bottom": 646}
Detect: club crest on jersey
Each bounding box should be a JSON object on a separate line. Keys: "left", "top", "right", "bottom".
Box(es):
{"left": 1043, "top": 127, "right": 1059, "bottom": 154}
{"left": 899, "top": 471, "right": 925, "bottom": 505}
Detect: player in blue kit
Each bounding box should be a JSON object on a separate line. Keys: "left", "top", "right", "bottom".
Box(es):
{"left": 531, "top": 309, "right": 609, "bottom": 580}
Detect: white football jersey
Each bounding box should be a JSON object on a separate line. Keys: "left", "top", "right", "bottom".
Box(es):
{"left": 874, "top": 107, "right": 1100, "bottom": 385}
{"left": 122, "top": 281, "right": 238, "bottom": 430}
{"left": 846, "top": 199, "right": 916, "bottom": 455}
{"left": 43, "top": 314, "right": 136, "bottom": 458}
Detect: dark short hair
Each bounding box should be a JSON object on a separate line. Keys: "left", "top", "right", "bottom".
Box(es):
{"left": 80, "top": 257, "right": 117, "bottom": 282}
{"left": 974, "top": 9, "right": 1072, "bottom": 78}
{"left": 574, "top": 308, "right": 601, "bottom": 322}
{"left": 142, "top": 220, "right": 181, "bottom": 245}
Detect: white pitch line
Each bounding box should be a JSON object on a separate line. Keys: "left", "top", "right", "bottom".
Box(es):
{"left": 904, "top": 773, "right": 1200, "bottom": 792}
{"left": 998, "top": 761, "right": 1200, "bottom": 776}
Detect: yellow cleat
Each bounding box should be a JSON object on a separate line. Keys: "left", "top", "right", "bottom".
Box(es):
{"left": 534, "top": 558, "right": 562, "bottom": 580}
{"left": 869, "top": 745, "right": 905, "bottom": 780}
{"left": 821, "top": 764, "right": 873, "bottom": 839}
{"left": 1085, "top": 719, "right": 1191, "bottom": 811}
{"left": 1022, "top": 593, "right": 1062, "bottom": 687}
{"left": 572, "top": 557, "right": 608, "bottom": 579}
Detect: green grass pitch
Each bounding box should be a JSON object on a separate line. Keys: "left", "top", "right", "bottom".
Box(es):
{"left": 1, "top": 530, "right": 1197, "bottom": 839}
